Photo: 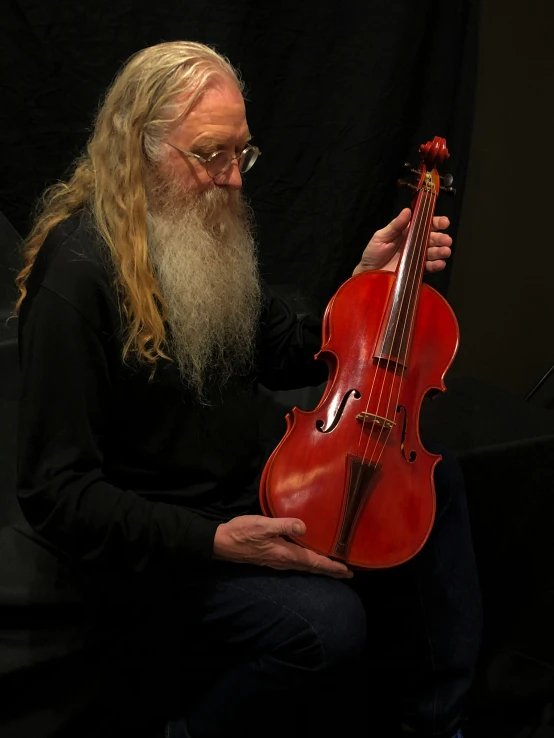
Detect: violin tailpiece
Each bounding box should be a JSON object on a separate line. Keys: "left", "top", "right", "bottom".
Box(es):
{"left": 334, "top": 454, "right": 381, "bottom": 556}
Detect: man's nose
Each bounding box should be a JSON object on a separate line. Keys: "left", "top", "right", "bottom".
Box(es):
{"left": 216, "top": 159, "right": 242, "bottom": 190}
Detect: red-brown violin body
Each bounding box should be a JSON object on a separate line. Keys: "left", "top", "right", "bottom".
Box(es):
{"left": 260, "top": 136, "right": 459, "bottom": 569}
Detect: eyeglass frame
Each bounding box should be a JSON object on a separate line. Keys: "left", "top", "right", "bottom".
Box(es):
{"left": 164, "top": 140, "right": 261, "bottom": 179}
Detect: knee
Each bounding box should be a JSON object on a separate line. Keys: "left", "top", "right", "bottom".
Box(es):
{"left": 304, "top": 580, "right": 367, "bottom": 670}
{"left": 267, "top": 576, "right": 366, "bottom": 676}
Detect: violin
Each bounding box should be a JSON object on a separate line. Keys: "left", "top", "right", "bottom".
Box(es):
{"left": 260, "top": 136, "right": 459, "bottom": 569}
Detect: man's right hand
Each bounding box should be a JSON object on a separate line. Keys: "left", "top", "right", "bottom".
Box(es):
{"left": 212, "top": 515, "right": 353, "bottom": 579}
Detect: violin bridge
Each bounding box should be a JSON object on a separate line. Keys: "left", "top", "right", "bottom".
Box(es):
{"left": 355, "top": 412, "right": 395, "bottom": 430}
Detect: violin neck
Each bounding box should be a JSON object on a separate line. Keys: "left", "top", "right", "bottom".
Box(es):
{"left": 375, "top": 184, "right": 438, "bottom": 368}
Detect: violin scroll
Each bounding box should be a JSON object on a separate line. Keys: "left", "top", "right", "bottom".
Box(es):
{"left": 419, "top": 136, "right": 450, "bottom": 169}
{"left": 400, "top": 136, "right": 455, "bottom": 195}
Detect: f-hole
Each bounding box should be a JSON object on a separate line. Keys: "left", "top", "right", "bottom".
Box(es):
{"left": 316, "top": 389, "right": 361, "bottom": 434}
{"left": 397, "top": 404, "right": 417, "bottom": 462}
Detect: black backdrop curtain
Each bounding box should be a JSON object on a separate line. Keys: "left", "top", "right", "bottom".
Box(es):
{"left": 0, "top": 0, "right": 478, "bottom": 303}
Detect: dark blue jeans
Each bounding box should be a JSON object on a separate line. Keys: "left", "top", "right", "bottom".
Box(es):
{"left": 166, "top": 446, "right": 483, "bottom": 738}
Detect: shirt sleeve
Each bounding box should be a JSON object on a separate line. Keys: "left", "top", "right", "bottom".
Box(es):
{"left": 256, "top": 284, "right": 329, "bottom": 391}
{"left": 16, "top": 286, "right": 220, "bottom": 578}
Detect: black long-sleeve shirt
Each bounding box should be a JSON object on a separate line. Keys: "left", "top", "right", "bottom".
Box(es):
{"left": 16, "top": 211, "right": 327, "bottom": 579}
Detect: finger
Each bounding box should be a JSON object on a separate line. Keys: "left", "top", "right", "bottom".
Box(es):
{"left": 431, "top": 215, "right": 450, "bottom": 231}
{"left": 286, "top": 543, "right": 353, "bottom": 579}
{"left": 429, "top": 232, "right": 452, "bottom": 249}
{"left": 259, "top": 517, "right": 307, "bottom": 540}
{"left": 425, "top": 259, "right": 447, "bottom": 273}
{"left": 426, "top": 245, "right": 451, "bottom": 262}
{"left": 377, "top": 208, "right": 412, "bottom": 241}
{"left": 304, "top": 553, "right": 353, "bottom": 579}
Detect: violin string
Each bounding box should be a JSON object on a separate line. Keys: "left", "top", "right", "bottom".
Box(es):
{"left": 352, "top": 194, "right": 421, "bottom": 462}
{"left": 342, "top": 183, "right": 432, "bottom": 553}
{"left": 349, "top": 180, "right": 427, "bottom": 504}
{"left": 371, "top": 189, "right": 435, "bottom": 471}
{"left": 352, "top": 207, "right": 420, "bottom": 454}
{"left": 336, "top": 144, "right": 442, "bottom": 554}
{"left": 348, "top": 197, "right": 420, "bottom": 506}
{"left": 358, "top": 185, "right": 434, "bottom": 473}
{"left": 364, "top": 193, "right": 428, "bottom": 464}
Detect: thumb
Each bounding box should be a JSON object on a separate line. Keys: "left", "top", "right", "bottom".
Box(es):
{"left": 377, "top": 208, "right": 411, "bottom": 241}
{"left": 262, "top": 517, "right": 307, "bottom": 539}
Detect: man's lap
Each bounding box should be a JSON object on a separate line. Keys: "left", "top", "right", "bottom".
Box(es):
{"left": 0, "top": 447, "right": 475, "bottom": 736}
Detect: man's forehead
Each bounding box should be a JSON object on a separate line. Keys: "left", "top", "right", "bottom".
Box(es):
{"left": 185, "top": 82, "right": 245, "bottom": 117}
{"left": 176, "top": 83, "right": 249, "bottom": 145}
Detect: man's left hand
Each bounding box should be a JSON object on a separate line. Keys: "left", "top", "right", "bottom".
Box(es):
{"left": 352, "top": 207, "right": 452, "bottom": 276}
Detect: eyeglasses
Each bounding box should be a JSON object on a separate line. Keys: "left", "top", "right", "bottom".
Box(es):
{"left": 165, "top": 141, "right": 261, "bottom": 179}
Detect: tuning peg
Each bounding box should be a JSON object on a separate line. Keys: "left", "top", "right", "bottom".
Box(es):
{"left": 402, "top": 162, "right": 420, "bottom": 176}
{"left": 440, "top": 185, "right": 456, "bottom": 195}
{"left": 440, "top": 173, "right": 454, "bottom": 187}
{"left": 397, "top": 179, "right": 417, "bottom": 191}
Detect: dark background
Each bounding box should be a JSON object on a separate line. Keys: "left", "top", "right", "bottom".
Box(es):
{"left": 447, "top": 0, "right": 554, "bottom": 402}
{"left": 2, "top": 1, "right": 554, "bottom": 737}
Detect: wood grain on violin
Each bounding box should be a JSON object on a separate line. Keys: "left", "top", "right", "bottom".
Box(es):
{"left": 260, "top": 137, "right": 459, "bottom": 570}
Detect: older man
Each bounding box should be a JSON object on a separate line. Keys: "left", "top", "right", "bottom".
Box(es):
{"left": 11, "top": 41, "right": 479, "bottom": 738}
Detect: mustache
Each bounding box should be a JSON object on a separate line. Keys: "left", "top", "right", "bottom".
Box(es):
{"left": 147, "top": 167, "right": 242, "bottom": 221}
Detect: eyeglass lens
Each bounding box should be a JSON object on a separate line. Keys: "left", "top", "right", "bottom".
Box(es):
{"left": 206, "top": 148, "right": 258, "bottom": 178}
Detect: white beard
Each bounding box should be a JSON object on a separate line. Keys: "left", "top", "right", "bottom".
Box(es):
{"left": 147, "top": 185, "right": 262, "bottom": 402}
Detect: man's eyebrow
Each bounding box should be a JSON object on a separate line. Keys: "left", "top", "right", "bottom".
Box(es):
{"left": 193, "top": 136, "right": 225, "bottom": 149}
{"left": 193, "top": 132, "right": 252, "bottom": 149}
